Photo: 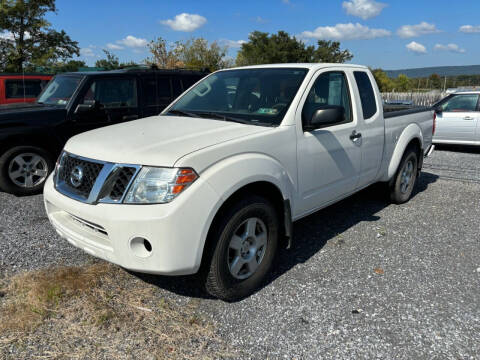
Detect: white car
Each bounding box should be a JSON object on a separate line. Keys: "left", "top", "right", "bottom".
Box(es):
{"left": 44, "top": 64, "right": 434, "bottom": 301}
{"left": 433, "top": 91, "right": 480, "bottom": 146}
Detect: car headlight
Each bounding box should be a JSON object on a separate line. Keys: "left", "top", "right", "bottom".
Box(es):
{"left": 124, "top": 167, "right": 198, "bottom": 204}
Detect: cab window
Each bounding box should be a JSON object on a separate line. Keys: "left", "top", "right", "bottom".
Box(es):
{"left": 302, "top": 71, "right": 352, "bottom": 126}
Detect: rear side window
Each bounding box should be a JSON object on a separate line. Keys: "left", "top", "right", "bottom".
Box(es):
{"left": 354, "top": 71, "right": 377, "bottom": 120}
{"left": 82, "top": 78, "right": 138, "bottom": 108}
{"left": 5, "top": 80, "right": 44, "bottom": 99}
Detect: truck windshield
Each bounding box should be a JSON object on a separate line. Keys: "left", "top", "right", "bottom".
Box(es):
{"left": 37, "top": 75, "right": 82, "bottom": 106}
{"left": 168, "top": 68, "right": 308, "bottom": 126}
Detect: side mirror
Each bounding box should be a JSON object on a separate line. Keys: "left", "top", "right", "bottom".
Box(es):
{"left": 305, "top": 105, "right": 345, "bottom": 131}
{"left": 75, "top": 100, "right": 97, "bottom": 114}
{"left": 434, "top": 106, "right": 442, "bottom": 114}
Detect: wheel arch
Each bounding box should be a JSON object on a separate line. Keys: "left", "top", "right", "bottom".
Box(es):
{"left": 386, "top": 124, "right": 423, "bottom": 180}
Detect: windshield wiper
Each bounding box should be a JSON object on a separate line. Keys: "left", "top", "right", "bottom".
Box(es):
{"left": 194, "top": 112, "right": 260, "bottom": 126}
{"left": 166, "top": 109, "right": 199, "bottom": 118}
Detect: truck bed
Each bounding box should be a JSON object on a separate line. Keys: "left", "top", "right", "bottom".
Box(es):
{"left": 383, "top": 105, "right": 432, "bottom": 119}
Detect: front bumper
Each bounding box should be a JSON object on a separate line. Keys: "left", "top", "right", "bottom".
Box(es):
{"left": 43, "top": 173, "right": 220, "bottom": 275}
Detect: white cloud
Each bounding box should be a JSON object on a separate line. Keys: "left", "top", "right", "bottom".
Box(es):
{"left": 397, "top": 22, "right": 440, "bottom": 38}
{"left": 117, "top": 35, "right": 148, "bottom": 48}
{"left": 434, "top": 43, "right": 466, "bottom": 53}
{"left": 80, "top": 48, "right": 95, "bottom": 57}
{"left": 160, "top": 13, "right": 207, "bottom": 32}
{"left": 300, "top": 23, "right": 391, "bottom": 41}
{"left": 342, "top": 0, "right": 387, "bottom": 20}
{"left": 106, "top": 43, "right": 124, "bottom": 50}
{"left": 459, "top": 25, "right": 480, "bottom": 33}
{"left": 255, "top": 16, "right": 268, "bottom": 23}
{"left": 221, "top": 39, "right": 247, "bottom": 48}
{"left": 406, "top": 41, "right": 427, "bottom": 54}
{"left": 282, "top": 0, "right": 290, "bottom": 3}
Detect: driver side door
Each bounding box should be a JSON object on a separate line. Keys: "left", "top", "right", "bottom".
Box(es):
{"left": 296, "top": 70, "right": 362, "bottom": 215}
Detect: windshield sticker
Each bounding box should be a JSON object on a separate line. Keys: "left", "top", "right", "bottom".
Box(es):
{"left": 257, "top": 108, "right": 278, "bottom": 115}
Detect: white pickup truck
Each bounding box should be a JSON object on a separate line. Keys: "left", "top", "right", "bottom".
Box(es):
{"left": 44, "top": 64, "right": 434, "bottom": 301}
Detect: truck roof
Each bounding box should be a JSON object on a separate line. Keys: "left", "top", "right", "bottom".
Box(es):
{"left": 222, "top": 63, "right": 369, "bottom": 71}
{"left": 64, "top": 68, "right": 209, "bottom": 77}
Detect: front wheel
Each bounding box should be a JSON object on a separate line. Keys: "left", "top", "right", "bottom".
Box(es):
{"left": 390, "top": 147, "right": 418, "bottom": 204}
{"left": 0, "top": 146, "right": 54, "bottom": 196}
{"left": 205, "top": 195, "right": 279, "bottom": 301}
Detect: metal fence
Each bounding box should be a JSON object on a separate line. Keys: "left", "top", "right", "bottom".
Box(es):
{"left": 381, "top": 92, "right": 445, "bottom": 107}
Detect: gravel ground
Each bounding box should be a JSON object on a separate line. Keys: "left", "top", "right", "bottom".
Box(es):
{"left": 1, "top": 146, "right": 479, "bottom": 359}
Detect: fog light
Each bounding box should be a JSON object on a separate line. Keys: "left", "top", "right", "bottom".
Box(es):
{"left": 130, "top": 237, "right": 153, "bottom": 258}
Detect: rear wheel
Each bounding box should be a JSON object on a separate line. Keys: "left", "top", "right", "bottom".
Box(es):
{"left": 390, "top": 147, "right": 418, "bottom": 204}
{"left": 0, "top": 146, "right": 54, "bottom": 196}
{"left": 205, "top": 195, "right": 279, "bottom": 301}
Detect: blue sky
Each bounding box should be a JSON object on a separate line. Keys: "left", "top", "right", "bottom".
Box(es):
{"left": 48, "top": 0, "right": 480, "bottom": 70}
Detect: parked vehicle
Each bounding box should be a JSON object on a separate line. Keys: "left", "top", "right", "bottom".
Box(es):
{"left": 44, "top": 64, "right": 434, "bottom": 301}
{"left": 0, "top": 74, "right": 52, "bottom": 105}
{"left": 433, "top": 91, "right": 480, "bottom": 146}
{"left": 0, "top": 68, "right": 208, "bottom": 195}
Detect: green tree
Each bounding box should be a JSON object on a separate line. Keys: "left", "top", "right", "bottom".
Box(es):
{"left": 428, "top": 73, "right": 442, "bottom": 89}
{"left": 95, "top": 50, "right": 120, "bottom": 70}
{"left": 313, "top": 40, "right": 353, "bottom": 63}
{"left": 176, "top": 38, "right": 229, "bottom": 71}
{"left": 0, "top": 0, "right": 79, "bottom": 72}
{"left": 372, "top": 68, "right": 394, "bottom": 92}
{"left": 235, "top": 31, "right": 353, "bottom": 66}
{"left": 395, "top": 74, "right": 411, "bottom": 92}
{"left": 145, "top": 37, "right": 183, "bottom": 69}
{"left": 50, "top": 59, "right": 85, "bottom": 73}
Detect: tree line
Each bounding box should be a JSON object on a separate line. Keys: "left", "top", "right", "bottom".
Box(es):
{"left": 372, "top": 69, "right": 480, "bottom": 93}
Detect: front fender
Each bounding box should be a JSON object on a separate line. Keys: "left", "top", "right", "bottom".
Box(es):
{"left": 192, "top": 153, "right": 295, "bottom": 267}
{"left": 201, "top": 153, "right": 294, "bottom": 204}
{"left": 386, "top": 123, "right": 423, "bottom": 180}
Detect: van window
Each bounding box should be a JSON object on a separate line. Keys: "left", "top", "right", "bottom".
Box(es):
{"left": 354, "top": 71, "right": 377, "bottom": 120}
{"left": 5, "top": 80, "right": 44, "bottom": 99}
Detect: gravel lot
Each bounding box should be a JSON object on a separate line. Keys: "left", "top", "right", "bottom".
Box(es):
{"left": 1, "top": 146, "right": 479, "bottom": 359}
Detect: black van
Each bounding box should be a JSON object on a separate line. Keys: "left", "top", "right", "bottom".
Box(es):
{"left": 0, "top": 67, "right": 208, "bottom": 195}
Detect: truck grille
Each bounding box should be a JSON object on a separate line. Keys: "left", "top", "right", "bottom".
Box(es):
{"left": 55, "top": 152, "right": 140, "bottom": 204}
{"left": 108, "top": 167, "right": 137, "bottom": 201}
{"left": 58, "top": 155, "right": 103, "bottom": 199}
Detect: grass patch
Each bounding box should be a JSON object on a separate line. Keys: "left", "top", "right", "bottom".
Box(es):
{"left": 0, "top": 263, "right": 235, "bottom": 359}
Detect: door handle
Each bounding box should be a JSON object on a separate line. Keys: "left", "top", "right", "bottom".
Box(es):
{"left": 350, "top": 130, "right": 362, "bottom": 141}
{"left": 463, "top": 116, "right": 474, "bottom": 120}
{"left": 123, "top": 114, "right": 139, "bottom": 121}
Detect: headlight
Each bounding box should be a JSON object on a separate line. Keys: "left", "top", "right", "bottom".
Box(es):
{"left": 124, "top": 167, "right": 198, "bottom": 204}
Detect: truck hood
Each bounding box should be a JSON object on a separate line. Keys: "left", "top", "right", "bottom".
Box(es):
{"left": 64, "top": 115, "right": 271, "bottom": 166}
{"left": 0, "top": 102, "right": 66, "bottom": 124}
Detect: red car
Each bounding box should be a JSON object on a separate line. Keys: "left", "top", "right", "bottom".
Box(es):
{"left": 0, "top": 74, "right": 52, "bottom": 105}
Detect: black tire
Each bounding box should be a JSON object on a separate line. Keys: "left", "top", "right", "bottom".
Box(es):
{"left": 205, "top": 195, "right": 279, "bottom": 301}
{"left": 0, "top": 146, "right": 54, "bottom": 196}
{"left": 389, "top": 147, "right": 419, "bottom": 204}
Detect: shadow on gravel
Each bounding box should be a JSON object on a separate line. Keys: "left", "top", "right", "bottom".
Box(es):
{"left": 134, "top": 172, "right": 439, "bottom": 301}
{"left": 434, "top": 144, "right": 480, "bottom": 154}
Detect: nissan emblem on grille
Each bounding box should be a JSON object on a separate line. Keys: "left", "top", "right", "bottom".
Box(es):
{"left": 70, "top": 165, "right": 84, "bottom": 188}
